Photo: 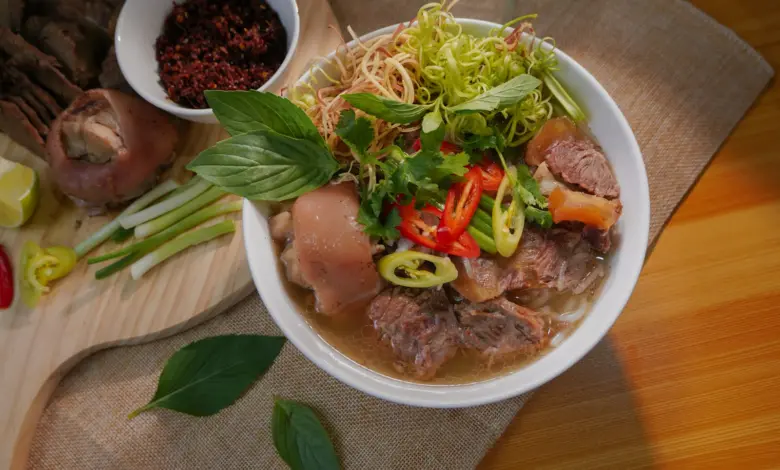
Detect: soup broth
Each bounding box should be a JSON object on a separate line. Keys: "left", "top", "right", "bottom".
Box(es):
{"left": 277, "top": 243, "right": 607, "bottom": 385}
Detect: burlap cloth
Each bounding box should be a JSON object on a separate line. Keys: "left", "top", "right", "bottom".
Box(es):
{"left": 26, "top": 1, "right": 773, "bottom": 469}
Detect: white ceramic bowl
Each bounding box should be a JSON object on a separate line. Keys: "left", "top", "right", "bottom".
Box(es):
{"left": 244, "top": 19, "right": 650, "bottom": 408}
{"left": 114, "top": 0, "right": 300, "bottom": 123}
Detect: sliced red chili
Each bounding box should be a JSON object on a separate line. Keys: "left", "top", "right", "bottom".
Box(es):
{"left": 478, "top": 160, "right": 504, "bottom": 192}
{"left": 0, "top": 245, "right": 13, "bottom": 309}
{"left": 397, "top": 201, "right": 439, "bottom": 250}
{"left": 445, "top": 231, "right": 480, "bottom": 258}
{"left": 437, "top": 167, "right": 483, "bottom": 246}
{"left": 396, "top": 201, "right": 480, "bottom": 258}
{"left": 411, "top": 139, "right": 461, "bottom": 154}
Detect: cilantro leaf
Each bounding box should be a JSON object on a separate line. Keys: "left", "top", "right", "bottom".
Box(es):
{"left": 525, "top": 206, "right": 553, "bottom": 229}
{"left": 335, "top": 110, "right": 374, "bottom": 162}
{"left": 432, "top": 151, "right": 470, "bottom": 182}
{"left": 357, "top": 203, "right": 400, "bottom": 240}
{"left": 516, "top": 164, "right": 547, "bottom": 208}
{"left": 462, "top": 132, "right": 506, "bottom": 154}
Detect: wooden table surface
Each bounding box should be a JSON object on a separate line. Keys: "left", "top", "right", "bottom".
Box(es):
{"left": 481, "top": 1, "right": 780, "bottom": 468}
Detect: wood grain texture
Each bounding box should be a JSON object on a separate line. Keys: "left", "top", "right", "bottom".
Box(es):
{"left": 480, "top": 1, "right": 780, "bottom": 468}
{"left": 0, "top": 0, "right": 343, "bottom": 467}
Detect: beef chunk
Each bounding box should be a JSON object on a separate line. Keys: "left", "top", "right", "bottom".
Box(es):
{"left": 0, "top": 100, "right": 46, "bottom": 157}
{"left": 582, "top": 226, "right": 612, "bottom": 253}
{"left": 526, "top": 117, "right": 620, "bottom": 199}
{"left": 369, "top": 288, "right": 460, "bottom": 380}
{"left": 98, "top": 45, "right": 129, "bottom": 91}
{"left": 504, "top": 228, "right": 603, "bottom": 293}
{"left": 2, "top": 0, "right": 24, "bottom": 31}
{"left": 7, "top": 96, "right": 48, "bottom": 135}
{"left": 546, "top": 140, "right": 620, "bottom": 199}
{"left": 451, "top": 257, "right": 505, "bottom": 303}
{"left": 27, "top": 0, "right": 119, "bottom": 39}
{"left": 456, "top": 297, "right": 545, "bottom": 362}
{"left": 24, "top": 17, "right": 101, "bottom": 87}
{"left": 4, "top": 66, "right": 62, "bottom": 117}
{"left": 0, "top": 26, "right": 83, "bottom": 105}
{"left": 23, "top": 15, "right": 46, "bottom": 39}
{"left": 452, "top": 228, "right": 605, "bottom": 303}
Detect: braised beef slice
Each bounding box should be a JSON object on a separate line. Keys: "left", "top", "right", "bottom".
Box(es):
{"left": 456, "top": 297, "right": 545, "bottom": 361}
{"left": 504, "top": 228, "right": 603, "bottom": 293}
{"left": 0, "top": 26, "right": 82, "bottom": 105}
{"left": 369, "top": 288, "right": 460, "bottom": 380}
{"left": 7, "top": 96, "right": 48, "bottom": 135}
{"left": 451, "top": 257, "right": 505, "bottom": 303}
{"left": 452, "top": 228, "right": 605, "bottom": 303}
{"left": 0, "top": 100, "right": 46, "bottom": 157}
{"left": 98, "top": 45, "right": 129, "bottom": 91}
{"left": 28, "top": 0, "right": 120, "bottom": 39}
{"left": 582, "top": 226, "right": 612, "bottom": 253}
{"left": 546, "top": 139, "right": 620, "bottom": 199}
{"left": 3, "top": 0, "right": 24, "bottom": 31}
{"left": 4, "top": 66, "right": 62, "bottom": 117}
{"left": 526, "top": 117, "right": 620, "bottom": 199}
{"left": 24, "top": 17, "right": 101, "bottom": 87}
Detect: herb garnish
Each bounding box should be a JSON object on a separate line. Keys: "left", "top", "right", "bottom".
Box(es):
{"left": 341, "top": 93, "right": 431, "bottom": 124}
{"left": 272, "top": 398, "right": 342, "bottom": 470}
{"left": 187, "top": 92, "right": 340, "bottom": 201}
{"left": 449, "top": 74, "right": 542, "bottom": 114}
{"left": 128, "top": 334, "right": 285, "bottom": 418}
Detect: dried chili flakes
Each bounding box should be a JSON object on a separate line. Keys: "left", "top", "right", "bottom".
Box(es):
{"left": 155, "top": 0, "right": 288, "bottom": 109}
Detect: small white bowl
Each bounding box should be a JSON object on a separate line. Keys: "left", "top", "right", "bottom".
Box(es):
{"left": 244, "top": 19, "right": 650, "bottom": 408}
{"left": 114, "top": 0, "right": 300, "bottom": 123}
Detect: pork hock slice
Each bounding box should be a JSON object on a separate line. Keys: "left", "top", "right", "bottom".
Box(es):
{"left": 46, "top": 89, "right": 178, "bottom": 208}
{"left": 291, "top": 182, "right": 382, "bottom": 315}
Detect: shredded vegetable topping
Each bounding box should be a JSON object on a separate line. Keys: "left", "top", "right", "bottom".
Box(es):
{"left": 290, "top": 26, "right": 420, "bottom": 159}
{"left": 397, "top": 2, "right": 557, "bottom": 145}
{"left": 292, "top": 0, "right": 576, "bottom": 157}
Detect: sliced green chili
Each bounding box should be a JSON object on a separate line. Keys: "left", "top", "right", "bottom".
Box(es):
{"left": 377, "top": 251, "right": 458, "bottom": 288}
{"left": 492, "top": 167, "right": 526, "bottom": 257}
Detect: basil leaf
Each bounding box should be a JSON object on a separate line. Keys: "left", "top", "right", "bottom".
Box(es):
{"left": 205, "top": 90, "right": 326, "bottom": 147}
{"left": 272, "top": 399, "right": 341, "bottom": 470}
{"left": 420, "top": 110, "right": 444, "bottom": 152}
{"left": 524, "top": 206, "right": 553, "bottom": 228}
{"left": 342, "top": 93, "right": 430, "bottom": 124}
{"left": 129, "top": 335, "right": 286, "bottom": 418}
{"left": 449, "top": 75, "right": 542, "bottom": 114}
{"left": 335, "top": 109, "right": 374, "bottom": 162}
{"left": 187, "top": 130, "right": 339, "bottom": 201}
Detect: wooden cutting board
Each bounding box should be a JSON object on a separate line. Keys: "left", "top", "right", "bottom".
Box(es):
{"left": 0, "top": 1, "right": 342, "bottom": 467}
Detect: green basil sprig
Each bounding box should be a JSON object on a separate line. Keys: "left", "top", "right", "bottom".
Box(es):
{"left": 187, "top": 130, "right": 339, "bottom": 201}
{"left": 129, "top": 335, "right": 285, "bottom": 418}
{"left": 272, "top": 398, "right": 341, "bottom": 470}
{"left": 187, "top": 91, "right": 339, "bottom": 201}
{"left": 342, "top": 93, "right": 431, "bottom": 124}
{"left": 205, "top": 90, "right": 327, "bottom": 146}
{"left": 449, "top": 74, "right": 541, "bottom": 114}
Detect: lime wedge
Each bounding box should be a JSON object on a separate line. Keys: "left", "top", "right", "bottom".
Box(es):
{"left": 0, "top": 157, "right": 39, "bottom": 228}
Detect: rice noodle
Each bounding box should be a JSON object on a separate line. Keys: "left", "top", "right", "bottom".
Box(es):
{"left": 549, "top": 331, "right": 566, "bottom": 348}
{"left": 289, "top": 25, "right": 420, "bottom": 161}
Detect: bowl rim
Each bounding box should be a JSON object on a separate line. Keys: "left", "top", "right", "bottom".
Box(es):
{"left": 114, "top": 0, "right": 301, "bottom": 118}
{"left": 244, "top": 18, "right": 650, "bottom": 408}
